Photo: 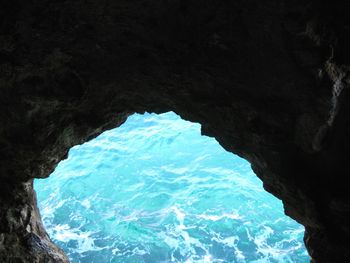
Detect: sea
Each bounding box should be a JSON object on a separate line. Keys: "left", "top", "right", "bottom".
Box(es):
{"left": 34, "top": 112, "right": 309, "bottom": 263}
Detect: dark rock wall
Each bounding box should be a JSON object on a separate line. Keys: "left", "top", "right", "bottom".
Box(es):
{"left": 0, "top": 1, "right": 349, "bottom": 262}
{"left": 0, "top": 181, "right": 69, "bottom": 262}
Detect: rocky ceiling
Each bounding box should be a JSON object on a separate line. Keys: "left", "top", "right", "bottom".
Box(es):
{"left": 0, "top": 0, "right": 349, "bottom": 262}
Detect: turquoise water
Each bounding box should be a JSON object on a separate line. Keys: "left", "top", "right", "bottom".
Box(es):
{"left": 35, "top": 112, "right": 309, "bottom": 263}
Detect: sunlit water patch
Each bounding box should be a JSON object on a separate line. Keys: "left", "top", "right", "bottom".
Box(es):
{"left": 35, "top": 112, "right": 309, "bottom": 263}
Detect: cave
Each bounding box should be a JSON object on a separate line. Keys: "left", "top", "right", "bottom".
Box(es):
{"left": 0, "top": 1, "right": 349, "bottom": 262}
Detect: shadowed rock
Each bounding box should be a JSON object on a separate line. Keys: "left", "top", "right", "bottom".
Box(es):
{"left": 0, "top": 0, "right": 349, "bottom": 262}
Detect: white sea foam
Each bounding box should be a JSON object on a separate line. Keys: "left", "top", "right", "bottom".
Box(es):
{"left": 197, "top": 212, "right": 242, "bottom": 221}
{"left": 50, "top": 224, "right": 101, "bottom": 254}
{"left": 35, "top": 112, "right": 309, "bottom": 263}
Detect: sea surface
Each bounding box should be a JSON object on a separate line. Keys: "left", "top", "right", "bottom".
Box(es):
{"left": 34, "top": 112, "right": 309, "bottom": 263}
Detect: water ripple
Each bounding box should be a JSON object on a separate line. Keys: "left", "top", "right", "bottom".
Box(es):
{"left": 35, "top": 112, "right": 309, "bottom": 263}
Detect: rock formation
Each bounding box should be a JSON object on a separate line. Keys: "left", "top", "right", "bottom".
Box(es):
{"left": 0, "top": 0, "right": 349, "bottom": 262}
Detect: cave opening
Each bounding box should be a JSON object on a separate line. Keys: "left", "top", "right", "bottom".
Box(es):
{"left": 34, "top": 112, "right": 309, "bottom": 262}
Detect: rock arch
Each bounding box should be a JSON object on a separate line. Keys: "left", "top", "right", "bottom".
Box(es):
{"left": 0, "top": 0, "right": 349, "bottom": 262}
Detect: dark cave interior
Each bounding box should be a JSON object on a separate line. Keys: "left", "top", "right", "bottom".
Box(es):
{"left": 0, "top": 1, "right": 350, "bottom": 262}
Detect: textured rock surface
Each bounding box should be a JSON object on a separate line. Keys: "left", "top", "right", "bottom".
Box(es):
{"left": 0, "top": 181, "right": 69, "bottom": 262}
{"left": 0, "top": 0, "right": 349, "bottom": 262}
